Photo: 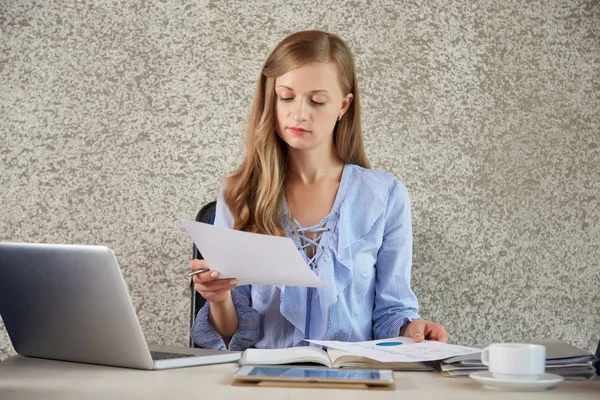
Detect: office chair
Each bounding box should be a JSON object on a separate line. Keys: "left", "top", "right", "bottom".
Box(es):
{"left": 189, "top": 200, "right": 217, "bottom": 347}
{"left": 595, "top": 337, "right": 600, "bottom": 376}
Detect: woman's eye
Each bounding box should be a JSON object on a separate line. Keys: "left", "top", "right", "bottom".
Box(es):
{"left": 278, "top": 96, "right": 325, "bottom": 106}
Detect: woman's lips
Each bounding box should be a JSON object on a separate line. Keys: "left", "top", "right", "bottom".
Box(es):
{"left": 288, "top": 127, "right": 310, "bottom": 135}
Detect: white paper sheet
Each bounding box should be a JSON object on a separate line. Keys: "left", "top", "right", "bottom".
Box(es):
{"left": 306, "top": 337, "right": 481, "bottom": 362}
{"left": 182, "top": 219, "right": 326, "bottom": 288}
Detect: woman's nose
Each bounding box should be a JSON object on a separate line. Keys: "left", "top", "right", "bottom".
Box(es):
{"left": 291, "top": 99, "right": 307, "bottom": 121}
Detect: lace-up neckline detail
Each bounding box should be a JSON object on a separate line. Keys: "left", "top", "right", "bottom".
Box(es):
{"left": 293, "top": 216, "right": 333, "bottom": 269}
{"left": 282, "top": 164, "right": 351, "bottom": 271}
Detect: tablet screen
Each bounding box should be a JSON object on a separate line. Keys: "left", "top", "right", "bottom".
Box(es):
{"left": 235, "top": 366, "right": 394, "bottom": 385}
{"left": 249, "top": 367, "right": 381, "bottom": 380}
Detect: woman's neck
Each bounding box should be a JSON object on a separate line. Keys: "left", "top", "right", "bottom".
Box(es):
{"left": 286, "top": 146, "right": 344, "bottom": 184}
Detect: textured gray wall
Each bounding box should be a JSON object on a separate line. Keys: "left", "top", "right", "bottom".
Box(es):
{"left": 1, "top": 0, "right": 599, "bottom": 361}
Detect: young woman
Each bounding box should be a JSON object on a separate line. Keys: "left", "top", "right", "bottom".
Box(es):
{"left": 190, "top": 30, "right": 447, "bottom": 350}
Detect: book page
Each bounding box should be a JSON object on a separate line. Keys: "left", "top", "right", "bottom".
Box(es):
{"left": 326, "top": 348, "right": 361, "bottom": 367}
{"left": 326, "top": 348, "right": 431, "bottom": 370}
{"left": 242, "top": 346, "right": 332, "bottom": 367}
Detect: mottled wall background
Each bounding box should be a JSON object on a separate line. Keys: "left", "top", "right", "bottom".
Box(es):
{"left": 1, "top": 0, "right": 598, "bottom": 361}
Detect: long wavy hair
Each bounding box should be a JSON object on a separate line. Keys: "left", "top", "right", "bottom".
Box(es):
{"left": 223, "top": 30, "right": 370, "bottom": 235}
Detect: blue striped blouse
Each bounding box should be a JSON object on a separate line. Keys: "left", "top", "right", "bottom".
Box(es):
{"left": 191, "top": 164, "right": 421, "bottom": 350}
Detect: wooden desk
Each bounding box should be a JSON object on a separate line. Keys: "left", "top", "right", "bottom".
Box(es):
{"left": 0, "top": 356, "right": 598, "bottom": 399}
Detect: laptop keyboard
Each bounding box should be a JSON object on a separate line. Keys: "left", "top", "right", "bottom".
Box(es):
{"left": 150, "top": 351, "right": 195, "bottom": 361}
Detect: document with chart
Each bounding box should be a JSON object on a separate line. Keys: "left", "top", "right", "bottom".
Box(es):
{"left": 306, "top": 337, "right": 481, "bottom": 363}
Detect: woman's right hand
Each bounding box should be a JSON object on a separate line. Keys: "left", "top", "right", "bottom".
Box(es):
{"left": 190, "top": 259, "right": 238, "bottom": 304}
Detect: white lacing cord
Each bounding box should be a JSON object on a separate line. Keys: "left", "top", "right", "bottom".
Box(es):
{"left": 296, "top": 223, "right": 329, "bottom": 269}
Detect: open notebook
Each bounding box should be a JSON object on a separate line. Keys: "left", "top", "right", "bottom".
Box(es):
{"left": 241, "top": 346, "right": 432, "bottom": 371}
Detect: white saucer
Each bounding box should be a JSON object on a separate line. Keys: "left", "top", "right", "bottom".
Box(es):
{"left": 469, "top": 371, "right": 564, "bottom": 392}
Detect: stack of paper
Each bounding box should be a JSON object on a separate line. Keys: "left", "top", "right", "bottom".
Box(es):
{"left": 439, "top": 339, "right": 598, "bottom": 380}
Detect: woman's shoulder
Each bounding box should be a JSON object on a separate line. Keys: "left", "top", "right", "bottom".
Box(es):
{"left": 345, "top": 164, "right": 409, "bottom": 200}
{"left": 335, "top": 164, "right": 409, "bottom": 255}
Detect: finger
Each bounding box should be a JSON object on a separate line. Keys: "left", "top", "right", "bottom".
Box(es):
{"left": 422, "top": 323, "right": 445, "bottom": 341}
{"left": 192, "top": 270, "right": 221, "bottom": 283}
{"left": 198, "top": 279, "right": 238, "bottom": 292}
{"left": 194, "top": 279, "right": 238, "bottom": 293}
{"left": 424, "top": 321, "right": 433, "bottom": 333}
{"left": 189, "top": 259, "right": 208, "bottom": 271}
{"left": 424, "top": 322, "right": 435, "bottom": 338}
{"left": 408, "top": 320, "right": 426, "bottom": 342}
{"left": 430, "top": 325, "right": 449, "bottom": 343}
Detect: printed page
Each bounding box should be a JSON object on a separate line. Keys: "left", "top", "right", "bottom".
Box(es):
{"left": 306, "top": 337, "right": 481, "bottom": 363}
{"left": 182, "top": 219, "right": 326, "bottom": 287}
{"left": 326, "top": 348, "right": 356, "bottom": 365}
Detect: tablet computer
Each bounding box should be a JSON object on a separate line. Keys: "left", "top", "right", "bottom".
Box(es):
{"left": 233, "top": 365, "right": 395, "bottom": 387}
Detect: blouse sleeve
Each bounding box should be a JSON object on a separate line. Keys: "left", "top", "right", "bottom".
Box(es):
{"left": 189, "top": 190, "right": 260, "bottom": 350}
{"left": 372, "top": 179, "right": 421, "bottom": 339}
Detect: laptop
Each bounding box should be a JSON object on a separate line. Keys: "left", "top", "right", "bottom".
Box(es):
{"left": 0, "top": 242, "right": 241, "bottom": 370}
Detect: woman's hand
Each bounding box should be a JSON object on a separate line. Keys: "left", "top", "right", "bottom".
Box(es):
{"left": 401, "top": 319, "right": 448, "bottom": 343}
{"left": 190, "top": 259, "right": 238, "bottom": 305}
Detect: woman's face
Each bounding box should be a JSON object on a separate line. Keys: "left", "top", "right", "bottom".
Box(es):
{"left": 274, "top": 61, "right": 352, "bottom": 152}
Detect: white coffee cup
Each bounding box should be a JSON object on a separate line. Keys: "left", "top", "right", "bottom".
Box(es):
{"left": 481, "top": 343, "right": 546, "bottom": 380}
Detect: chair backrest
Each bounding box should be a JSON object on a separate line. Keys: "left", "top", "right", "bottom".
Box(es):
{"left": 189, "top": 200, "right": 217, "bottom": 347}
{"left": 595, "top": 338, "right": 600, "bottom": 376}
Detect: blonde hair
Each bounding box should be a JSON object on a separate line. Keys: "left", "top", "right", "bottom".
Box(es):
{"left": 223, "top": 30, "right": 370, "bottom": 235}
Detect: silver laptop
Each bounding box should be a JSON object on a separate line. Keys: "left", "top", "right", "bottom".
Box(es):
{"left": 0, "top": 242, "right": 240, "bottom": 370}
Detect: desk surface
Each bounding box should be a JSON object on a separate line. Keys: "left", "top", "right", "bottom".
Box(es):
{"left": 0, "top": 355, "right": 598, "bottom": 400}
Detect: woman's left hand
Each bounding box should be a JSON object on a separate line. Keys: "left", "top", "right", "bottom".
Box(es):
{"left": 400, "top": 319, "right": 448, "bottom": 343}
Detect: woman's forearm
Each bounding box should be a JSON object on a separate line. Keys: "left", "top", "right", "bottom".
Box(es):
{"left": 208, "top": 292, "right": 239, "bottom": 341}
